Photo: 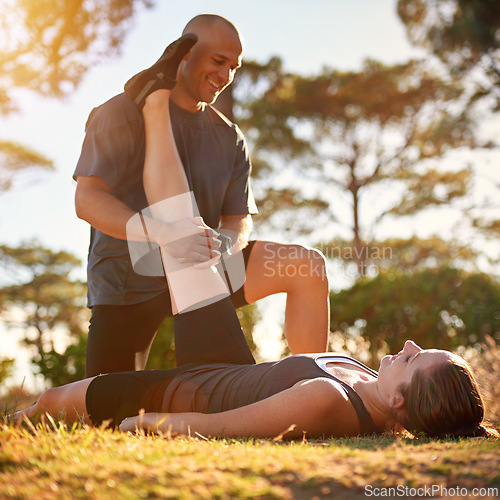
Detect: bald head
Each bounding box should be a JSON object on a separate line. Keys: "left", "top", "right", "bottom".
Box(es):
{"left": 183, "top": 14, "right": 244, "bottom": 51}
{"left": 172, "top": 14, "right": 244, "bottom": 111}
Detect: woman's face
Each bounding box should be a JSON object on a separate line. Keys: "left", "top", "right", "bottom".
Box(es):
{"left": 377, "top": 340, "right": 452, "bottom": 399}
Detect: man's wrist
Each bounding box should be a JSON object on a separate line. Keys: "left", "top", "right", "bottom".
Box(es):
{"left": 218, "top": 233, "right": 233, "bottom": 255}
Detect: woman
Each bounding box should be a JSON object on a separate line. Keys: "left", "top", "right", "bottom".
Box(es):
{"left": 8, "top": 339, "right": 495, "bottom": 439}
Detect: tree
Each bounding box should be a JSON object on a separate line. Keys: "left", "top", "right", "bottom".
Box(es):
{"left": 0, "top": 0, "right": 153, "bottom": 191}
{"left": 34, "top": 334, "right": 88, "bottom": 388}
{"left": 397, "top": 0, "right": 500, "bottom": 83}
{"left": 0, "top": 140, "right": 54, "bottom": 194}
{"left": 330, "top": 266, "right": 500, "bottom": 367}
{"left": 146, "top": 317, "right": 176, "bottom": 369}
{"left": 0, "top": 0, "right": 154, "bottom": 109}
{"left": 0, "top": 241, "right": 89, "bottom": 386}
{"left": 397, "top": 0, "right": 500, "bottom": 252}
{"left": 235, "top": 58, "right": 476, "bottom": 275}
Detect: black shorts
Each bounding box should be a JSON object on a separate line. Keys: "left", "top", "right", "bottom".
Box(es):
{"left": 85, "top": 366, "right": 188, "bottom": 427}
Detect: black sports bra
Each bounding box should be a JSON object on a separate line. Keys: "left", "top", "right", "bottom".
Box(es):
{"left": 312, "top": 354, "right": 378, "bottom": 435}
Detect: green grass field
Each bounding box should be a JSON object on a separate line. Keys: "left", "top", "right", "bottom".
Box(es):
{"left": 1, "top": 421, "right": 498, "bottom": 499}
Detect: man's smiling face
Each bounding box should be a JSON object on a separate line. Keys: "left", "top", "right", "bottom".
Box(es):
{"left": 173, "top": 21, "right": 243, "bottom": 112}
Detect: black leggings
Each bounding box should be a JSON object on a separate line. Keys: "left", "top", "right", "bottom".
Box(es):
{"left": 86, "top": 366, "right": 189, "bottom": 427}
{"left": 86, "top": 241, "right": 256, "bottom": 377}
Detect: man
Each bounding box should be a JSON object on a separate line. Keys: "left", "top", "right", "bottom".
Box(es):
{"left": 74, "top": 14, "right": 329, "bottom": 377}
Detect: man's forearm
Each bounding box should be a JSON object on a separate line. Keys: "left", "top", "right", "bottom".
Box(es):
{"left": 75, "top": 183, "right": 217, "bottom": 265}
{"left": 76, "top": 186, "right": 163, "bottom": 242}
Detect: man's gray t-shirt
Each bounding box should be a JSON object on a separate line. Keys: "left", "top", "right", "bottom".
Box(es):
{"left": 74, "top": 93, "right": 257, "bottom": 307}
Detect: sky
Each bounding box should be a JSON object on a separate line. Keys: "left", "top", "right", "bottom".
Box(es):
{"left": 0, "top": 0, "right": 498, "bottom": 390}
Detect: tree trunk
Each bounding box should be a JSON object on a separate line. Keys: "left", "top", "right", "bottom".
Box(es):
{"left": 351, "top": 181, "right": 367, "bottom": 276}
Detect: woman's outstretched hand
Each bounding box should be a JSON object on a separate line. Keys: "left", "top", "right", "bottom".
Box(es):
{"left": 119, "top": 412, "right": 203, "bottom": 437}
{"left": 119, "top": 413, "right": 169, "bottom": 434}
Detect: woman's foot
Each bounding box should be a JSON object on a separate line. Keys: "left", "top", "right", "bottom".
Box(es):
{"left": 124, "top": 33, "right": 197, "bottom": 110}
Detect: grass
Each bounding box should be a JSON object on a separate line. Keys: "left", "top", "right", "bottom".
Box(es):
{"left": 1, "top": 338, "right": 498, "bottom": 498}
{"left": 1, "top": 421, "right": 499, "bottom": 499}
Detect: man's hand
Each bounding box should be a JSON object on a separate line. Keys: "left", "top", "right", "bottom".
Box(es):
{"left": 154, "top": 216, "right": 222, "bottom": 265}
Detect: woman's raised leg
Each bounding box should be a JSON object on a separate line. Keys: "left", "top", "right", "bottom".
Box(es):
{"left": 140, "top": 90, "right": 254, "bottom": 365}
{"left": 141, "top": 89, "right": 230, "bottom": 314}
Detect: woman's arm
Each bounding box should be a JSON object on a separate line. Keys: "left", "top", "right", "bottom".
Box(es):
{"left": 119, "top": 378, "right": 360, "bottom": 439}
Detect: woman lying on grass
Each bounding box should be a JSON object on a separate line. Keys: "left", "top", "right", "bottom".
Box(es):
{"left": 8, "top": 86, "right": 497, "bottom": 440}
{"left": 8, "top": 338, "right": 496, "bottom": 439}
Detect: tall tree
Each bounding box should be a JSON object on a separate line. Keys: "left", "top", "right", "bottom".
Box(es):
{"left": 327, "top": 235, "right": 479, "bottom": 278}
{"left": 0, "top": 0, "right": 154, "bottom": 110}
{"left": 397, "top": 0, "right": 500, "bottom": 246}
{"left": 0, "top": 241, "right": 89, "bottom": 386}
{"left": 0, "top": 0, "right": 153, "bottom": 191}
{"left": 235, "top": 58, "right": 475, "bottom": 275}
{"left": 397, "top": 0, "right": 500, "bottom": 83}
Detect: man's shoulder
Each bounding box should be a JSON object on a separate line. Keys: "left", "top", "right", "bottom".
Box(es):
{"left": 85, "top": 93, "right": 141, "bottom": 133}
{"left": 206, "top": 105, "right": 235, "bottom": 127}
{"left": 206, "top": 105, "right": 246, "bottom": 140}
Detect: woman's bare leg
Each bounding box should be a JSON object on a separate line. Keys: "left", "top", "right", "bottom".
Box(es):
{"left": 141, "top": 89, "right": 229, "bottom": 313}
{"left": 8, "top": 378, "right": 95, "bottom": 426}
{"left": 142, "top": 90, "right": 189, "bottom": 201}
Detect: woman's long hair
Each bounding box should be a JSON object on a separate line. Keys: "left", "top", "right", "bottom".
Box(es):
{"left": 400, "top": 358, "right": 498, "bottom": 438}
